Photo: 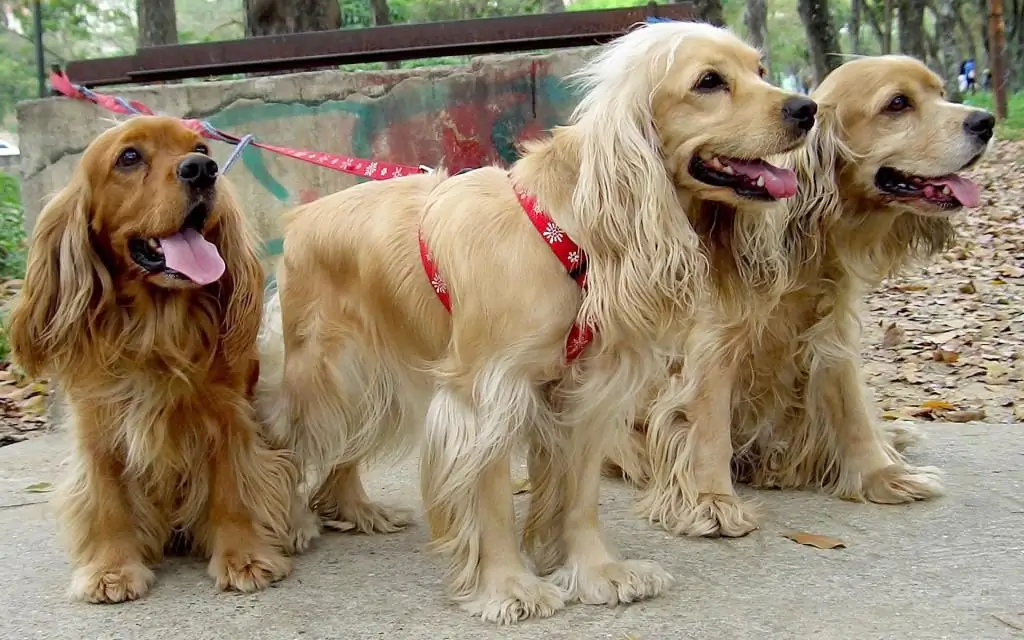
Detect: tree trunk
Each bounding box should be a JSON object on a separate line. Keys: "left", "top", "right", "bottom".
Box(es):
{"left": 243, "top": 0, "right": 341, "bottom": 37}
{"left": 898, "top": 0, "right": 928, "bottom": 58}
{"left": 744, "top": 0, "right": 770, "bottom": 74}
{"left": 543, "top": 0, "right": 565, "bottom": 11}
{"left": 936, "top": 0, "right": 964, "bottom": 99}
{"left": 367, "top": 0, "right": 400, "bottom": 69}
{"left": 136, "top": 0, "right": 177, "bottom": 47}
{"left": 850, "top": 0, "right": 863, "bottom": 52}
{"left": 797, "top": 0, "right": 843, "bottom": 85}
{"left": 863, "top": 0, "right": 888, "bottom": 50}
{"left": 980, "top": 0, "right": 990, "bottom": 67}
{"left": 684, "top": 0, "right": 725, "bottom": 26}
{"left": 956, "top": 3, "right": 977, "bottom": 61}
{"left": 883, "top": 0, "right": 894, "bottom": 53}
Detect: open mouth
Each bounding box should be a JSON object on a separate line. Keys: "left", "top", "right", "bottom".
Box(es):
{"left": 128, "top": 202, "right": 226, "bottom": 286}
{"left": 688, "top": 153, "right": 798, "bottom": 201}
{"left": 874, "top": 166, "right": 982, "bottom": 210}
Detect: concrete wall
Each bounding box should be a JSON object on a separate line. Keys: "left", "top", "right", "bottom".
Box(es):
{"left": 16, "top": 49, "right": 595, "bottom": 272}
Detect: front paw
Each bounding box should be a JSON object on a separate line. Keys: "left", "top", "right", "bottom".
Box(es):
{"left": 69, "top": 561, "right": 155, "bottom": 604}
{"left": 643, "top": 489, "right": 758, "bottom": 538}
{"left": 549, "top": 559, "right": 674, "bottom": 606}
{"left": 284, "top": 502, "right": 322, "bottom": 555}
{"left": 861, "top": 464, "right": 944, "bottom": 504}
{"left": 459, "top": 570, "right": 568, "bottom": 625}
{"left": 209, "top": 544, "right": 291, "bottom": 593}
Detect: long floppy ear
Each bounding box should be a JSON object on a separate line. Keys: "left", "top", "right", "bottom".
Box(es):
{"left": 210, "top": 181, "right": 265, "bottom": 385}
{"left": 5, "top": 176, "right": 108, "bottom": 378}
{"left": 788, "top": 106, "right": 850, "bottom": 223}
{"left": 564, "top": 31, "right": 706, "bottom": 341}
{"left": 783, "top": 106, "right": 853, "bottom": 265}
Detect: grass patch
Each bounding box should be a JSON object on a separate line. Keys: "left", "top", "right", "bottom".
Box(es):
{"left": 963, "top": 91, "right": 1024, "bottom": 140}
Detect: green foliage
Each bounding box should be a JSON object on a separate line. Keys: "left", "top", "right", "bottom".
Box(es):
{"left": 0, "top": 172, "right": 25, "bottom": 281}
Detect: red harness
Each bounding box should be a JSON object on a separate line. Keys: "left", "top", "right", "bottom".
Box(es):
{"left": 418, "top": 183, "right": 594, "bottom": 364}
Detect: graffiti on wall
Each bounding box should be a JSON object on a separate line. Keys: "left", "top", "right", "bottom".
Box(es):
{"left": 206, "top": 59, "right": 582, "bottom": 260}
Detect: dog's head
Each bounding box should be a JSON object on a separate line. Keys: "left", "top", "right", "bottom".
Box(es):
{"left": 6, "top": 116, "right": 263, "bottom": 378}
{"left": 644, "top": 23, "right": 818, "bottom": 206}
{"left": 812, "top": 55, "right": 993, "bottom": 217}
{"left": 78, "top": 115, "right": 236, "bottom": 290}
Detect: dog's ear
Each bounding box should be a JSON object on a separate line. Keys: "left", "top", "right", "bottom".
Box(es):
{"left": 6, "top": 175, "right": 109, "bottom": 378}
{"left": 789, "top": 106, "right": 850, "bottom": 220}
{"left": 211, "top": 181, "right": 265, "bottom": 381}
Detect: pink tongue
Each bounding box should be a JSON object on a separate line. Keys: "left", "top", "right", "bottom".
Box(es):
{"left": 724, "top": 159, "right": 799, "bottom": 199}
{"left": 927, "top": 175, "right": 981, "bottom": 208}
{"left": 157, "top": 228, "right": 226, "bottom": 285}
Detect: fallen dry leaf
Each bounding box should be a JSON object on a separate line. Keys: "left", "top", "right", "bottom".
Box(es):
{"left": 512, "top": 478, "right": 532, "bottom": 495}
{"left": 18, "top": 395, "right": 46, "bottom": 416}
{"left": 881, "top": 322, "right": 906, "bottom": 349}
{"left": 932, "top": 349, "right": 960, "bottom": 364}
{"left": 943, "top": 409, "right": 987, "bottom": 423}
{"left": 23, "top": 481, "right": 53, "bottom": 493}
{"left": 921, "top": 400, "right": 957, "bottom": 411}
{"left": 782, "top": 531, "right": 846, "bottom": 549}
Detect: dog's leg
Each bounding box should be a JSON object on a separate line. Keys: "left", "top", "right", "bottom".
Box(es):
{"left": 310, "top": 462, "right": 411, "bottom": 534}
{"left": 547, "top": 414, "right": 675, "bottom": 606}
{"left": 637, "top": 363, "right": 757, "bottom": 537}
{"left": 201, "top": 409, "right": 294, "bottom": 593}
{"left": 422, "top": 380, "right": 566, "bottom": 625}
{"left": 58, "top": 413, "right": 160, "bottom": 603}
{"left": 816, "top": 359, "right": 943, "bottom": 503}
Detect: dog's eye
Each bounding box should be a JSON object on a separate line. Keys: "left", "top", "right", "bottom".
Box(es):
{"left": 115, "top": 147, "right": 143, "bottom": 168}
{"left": 885, "top": 94, "right": 911, "bottom": 113}
{"left": 694, "top": 71, "right": 726, "bottom": 91}
{"left": 195, "top": 143, "right": 210, "bottom": 155}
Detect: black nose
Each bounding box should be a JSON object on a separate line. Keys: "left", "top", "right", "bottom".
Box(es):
{"left": 177, "top": 154, "right": 219, "bottom": 189}
{"left": 963, "top": 110, "right": 995, "bottom": 143}
{"left": 782, "top": 96, "right": 818, "bottom": 132}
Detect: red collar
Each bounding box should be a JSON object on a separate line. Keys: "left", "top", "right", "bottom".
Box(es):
{"left": 418, "top": 183, "right": 594, "bottom": 364}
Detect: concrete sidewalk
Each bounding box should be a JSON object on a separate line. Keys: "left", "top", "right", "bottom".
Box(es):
{"left": 0, "top": 425, "right": 1021, "bottom": 640}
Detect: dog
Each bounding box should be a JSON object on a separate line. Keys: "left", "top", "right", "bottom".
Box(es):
{"left": 6, "top": 116, "right": 307, "bottom": 603}
{"left": 255, "top": 21, "right": 816, "bottom": 624}
{"left": 605, "top": 55, "right": 994, "bottom": 538}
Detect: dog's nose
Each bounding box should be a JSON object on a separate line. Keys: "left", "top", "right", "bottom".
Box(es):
{"left": 782, "top": 96, "right": 818, "bottom": 132}
{"left": 963, "top": 110, "right": 995, "bottom": 143}
{"left": 177, "top": 154, "right": 219, "bottom": 189}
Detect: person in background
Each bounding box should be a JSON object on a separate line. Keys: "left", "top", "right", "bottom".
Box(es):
{"left": 964, "top": 57, "right": 977, "bottom": 94}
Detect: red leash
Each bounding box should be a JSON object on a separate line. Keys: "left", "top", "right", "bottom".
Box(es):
{"left": 48, "top": 70, "right": 593, "bottom": 362}
{"left": 48, "top": 70, "right": 424, "bottom": 181}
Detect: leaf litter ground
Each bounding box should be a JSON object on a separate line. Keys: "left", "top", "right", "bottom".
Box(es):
{"left": 0, "top": 141, "right": 1022, "bottom": 447}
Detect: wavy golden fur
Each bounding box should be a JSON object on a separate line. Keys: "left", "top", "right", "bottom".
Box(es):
{"left": 6, "top": 116, "right": 310, "bottom": 603}
{"left": 606, "top": 55, "right": 994, "bottom": 537}
{"left": 255, "top": 21, "right": 815, "bottom": 625}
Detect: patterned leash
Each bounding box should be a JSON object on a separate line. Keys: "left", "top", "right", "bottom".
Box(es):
{"left": 48, "top": 69, "right": 426, "bottom": 180}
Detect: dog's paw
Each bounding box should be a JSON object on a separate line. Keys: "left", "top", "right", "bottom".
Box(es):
{"left": 459, "top": 571, "right": 568, "bottom": 625}
{"left": 284, "top": 503, "right": 322, "bottom": 555}
{"left": 327, "top": 500, "right": 413, "bottom": 535}
{"left": 209, "top": 545, "right": 292, "bottom": 593}
{"left": 69, "top": 562, "right": 155, "bottom": 604}
{"left": 549, "top": 559, "right": 674, "bottom": 606}
{"left": 644, "top": 489, "right": 758, "bottom": 538}
{"left": 861, "top": 464, "right": 944, "bottom": 504}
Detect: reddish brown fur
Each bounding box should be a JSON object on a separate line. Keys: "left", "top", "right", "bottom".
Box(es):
{"left": 5, "top": 116, "right": 306, "bottom": 603}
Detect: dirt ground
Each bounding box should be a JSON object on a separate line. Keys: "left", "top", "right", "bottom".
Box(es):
{"left": 1, "top": 140, "right": 1022, "bottom": 447}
